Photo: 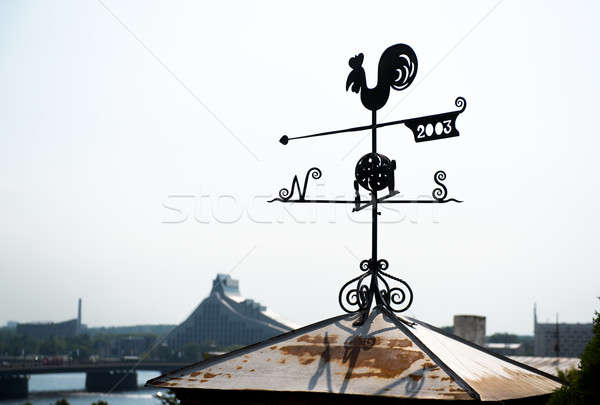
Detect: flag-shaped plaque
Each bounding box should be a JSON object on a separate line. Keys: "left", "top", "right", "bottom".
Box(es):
{"left": 404, "top": 97, "right": 466, "bottom": 143}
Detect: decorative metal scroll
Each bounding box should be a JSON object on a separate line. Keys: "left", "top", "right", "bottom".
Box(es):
{"left": 269, "top": 43, "right": 465, "bottom": 323}
{"left": 268, "top": 167, "right": 321, "bottom": 202}
{"left": 431, "top": 170, "right": 462, "bottom": 203}
{"left": 339, "top": 259, "right": 413, "bottom": 315}
{"left": 404, "top": 97, "right": 466, "bottom": 143}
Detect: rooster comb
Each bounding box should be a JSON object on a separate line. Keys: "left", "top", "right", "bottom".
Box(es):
{"left": 348, "top": 53, "right": 364, "bottom": 69}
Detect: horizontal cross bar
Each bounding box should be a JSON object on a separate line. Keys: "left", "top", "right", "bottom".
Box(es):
{"left": 268, "top": 198, "right": 463, "bottom": 204}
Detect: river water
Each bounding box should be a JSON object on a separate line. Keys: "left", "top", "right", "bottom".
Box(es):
{"left": 0, "top": 371, "right": 165, "bottom": 405}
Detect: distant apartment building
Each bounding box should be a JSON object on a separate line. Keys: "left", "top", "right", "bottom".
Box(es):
{"left": 167, "top": 274, "right": 296, "bottom": 351}
{"left": 16, "top": 298, "right": 86, "bottom": 338}
{"left": 534, "top": 304, "right": 593, "bottom": 357}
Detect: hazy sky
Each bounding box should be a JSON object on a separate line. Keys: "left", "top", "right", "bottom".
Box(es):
{"left": 1, "top": 0, "right": 598, "bottom": 335}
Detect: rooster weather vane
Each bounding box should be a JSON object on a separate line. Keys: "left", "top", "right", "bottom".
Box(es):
{"left": 270, "top": 44, "right": 466, "bottom": 326}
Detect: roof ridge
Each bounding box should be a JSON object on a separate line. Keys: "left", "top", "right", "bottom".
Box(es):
{"left": 383, "top": 309, "right": 480, "bottom": 401}
{"left": 407, "top": 316, "right": 563, "bottom": 384}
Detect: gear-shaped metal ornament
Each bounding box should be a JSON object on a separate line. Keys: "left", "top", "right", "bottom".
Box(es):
{"left": 355, "top": 152, "right": 396, "bottom": 193}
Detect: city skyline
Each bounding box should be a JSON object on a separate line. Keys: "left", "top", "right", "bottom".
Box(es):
{"left": 4, "top": 274, "right": 593, "bottom": 337}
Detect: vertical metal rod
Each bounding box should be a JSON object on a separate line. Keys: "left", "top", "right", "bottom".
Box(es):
{"left": 370, "top": 109, "right": 381, "bottom": 307}
{"left": 371, "top": 109, "right": 377, "bottom": 260}
{"left": 371, "top": 110, "right": 377, "bottom": 152}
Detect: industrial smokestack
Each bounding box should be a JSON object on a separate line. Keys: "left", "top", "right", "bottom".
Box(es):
{"left": 77, "top": 298, "right": 82, "bottom": 329}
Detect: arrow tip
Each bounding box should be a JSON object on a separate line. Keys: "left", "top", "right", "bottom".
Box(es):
{"left": 279, "top": 135, "right": 289, "bottom": 145}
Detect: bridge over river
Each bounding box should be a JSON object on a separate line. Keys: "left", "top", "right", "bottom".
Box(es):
{"left": 0, "top": 361, "right": 189, "bottom": 399}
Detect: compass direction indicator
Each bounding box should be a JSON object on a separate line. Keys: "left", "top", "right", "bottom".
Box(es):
{"left": 269, "top": 44, "right": 465, "bottom": 325}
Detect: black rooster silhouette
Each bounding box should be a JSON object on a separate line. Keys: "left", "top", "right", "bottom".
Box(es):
{"left": 346, "top": 44, "right": 418, "bottom": 111}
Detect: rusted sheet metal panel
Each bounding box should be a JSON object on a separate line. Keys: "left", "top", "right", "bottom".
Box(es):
{"left": 148, "top": 311, "right": 473, "bottom": 401}
{"left": 509, "top": 356, "right": 580, "bottom": 377}
{"left": 407, "top": 320, "right": 562, "bottom": 401}
{"left": 148, "top": 309, "right": 561, "bottom": 401}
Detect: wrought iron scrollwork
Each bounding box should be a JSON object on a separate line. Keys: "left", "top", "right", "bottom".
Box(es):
{"left": 376, "top": 269, "right": 413, "bottom": 313}
{"left": 455, "top": 96, "right": 466, "bottom": 112}
{"left": 338, "top": 261, "right": 372, "bottom": 313}
{"left": 339, "top": 258, "right": 413, "bottom": 316}
{"left": 431, "top": 170, "right": 461, "bottom": 203}
{"left": 268, "top": 167, "right": 322, "bottom": 202}
{"left": 432, "top": 171, "right": 448, "bottom": 201}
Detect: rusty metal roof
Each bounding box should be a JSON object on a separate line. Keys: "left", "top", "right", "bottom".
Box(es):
{"left": 147, "top": 308, "right": 561, "bottom": 401}
{"left": 509, "top": 356, "right": 580, "bottom": 377}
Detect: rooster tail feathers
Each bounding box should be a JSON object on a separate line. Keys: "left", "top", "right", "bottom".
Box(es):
{"left": 379, "top": 44, "right": 418, "bottom": 91}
